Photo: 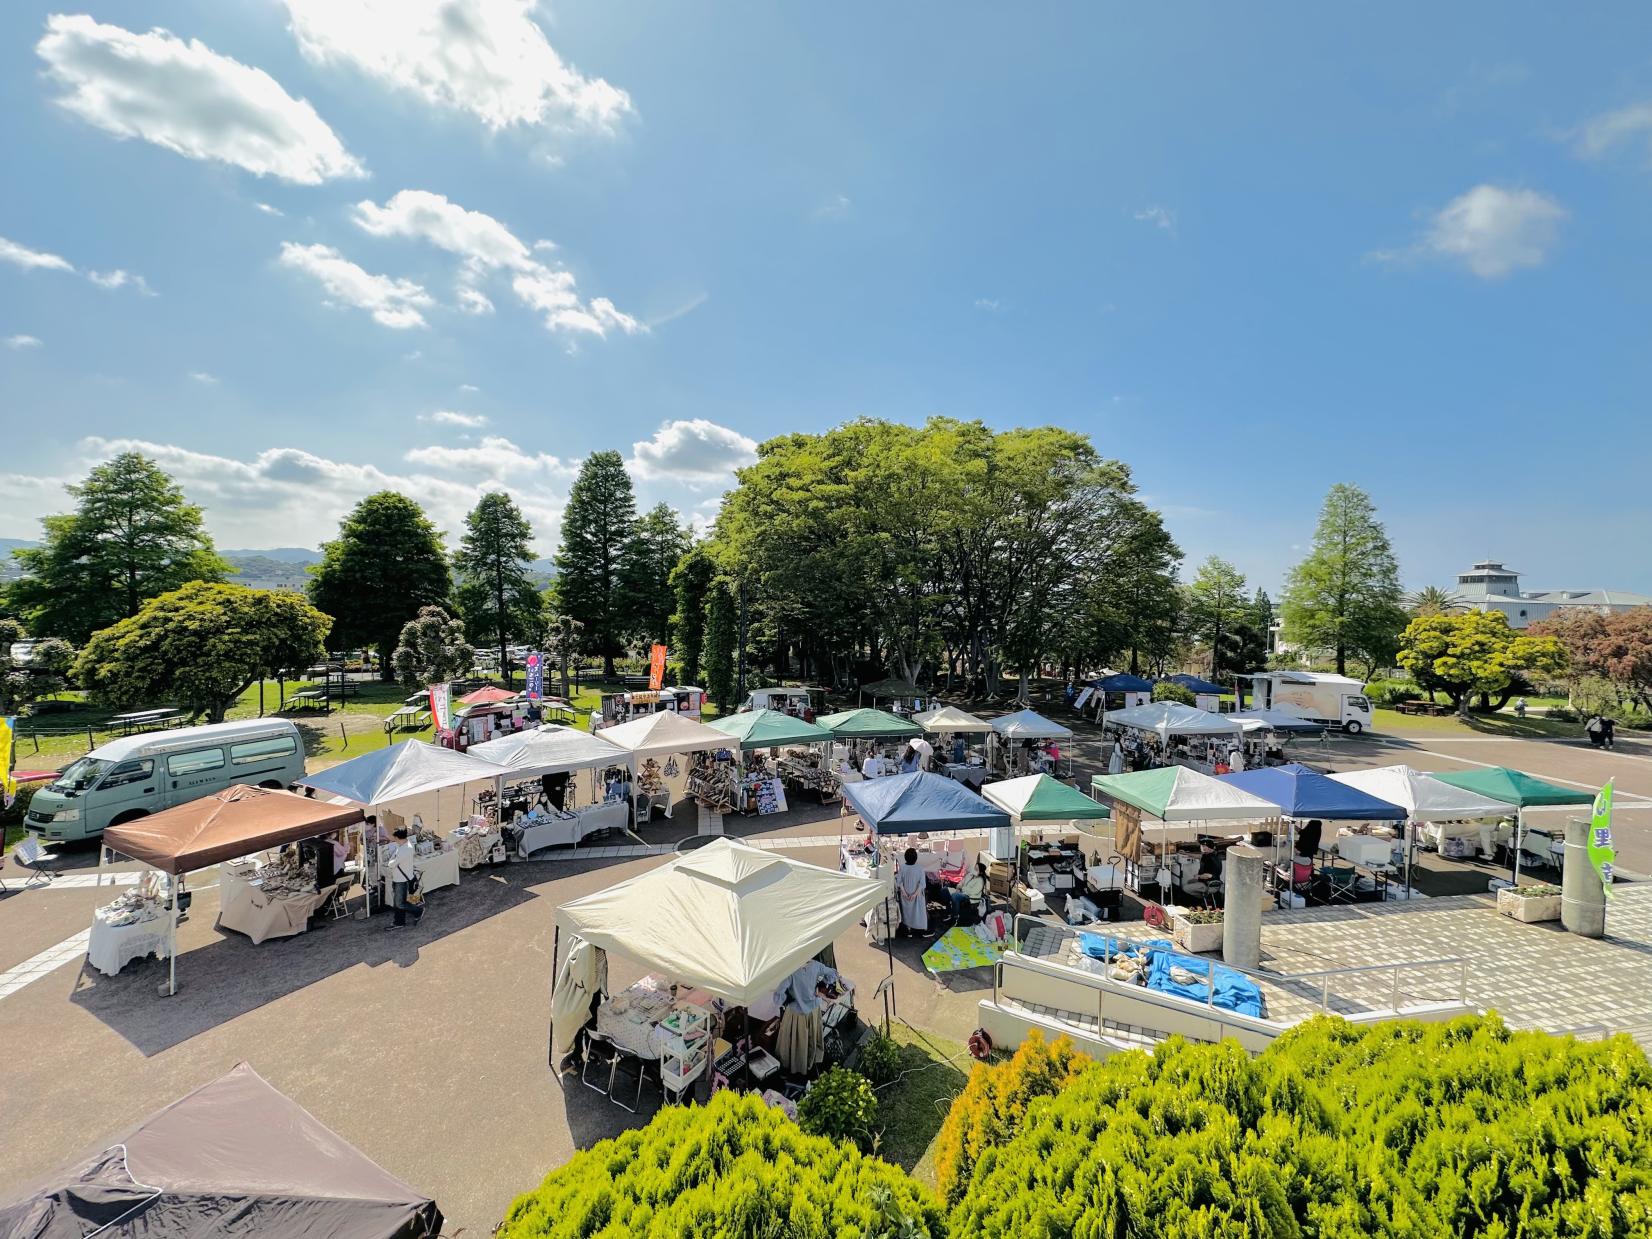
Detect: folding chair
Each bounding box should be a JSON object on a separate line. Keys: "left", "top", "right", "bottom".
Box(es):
{"left": 581, "top": 1032, "right": 620, "bottom": 1095}
{"left": 606, "top": 1046, "right": 652, "bottom": 1113}
{"left": 7, "top": 836, "right": 54, "bottom": 890}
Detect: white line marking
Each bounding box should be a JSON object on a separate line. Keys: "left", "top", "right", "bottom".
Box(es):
{"left": 0, "top": 930, "right": 90, "bottom": 1000}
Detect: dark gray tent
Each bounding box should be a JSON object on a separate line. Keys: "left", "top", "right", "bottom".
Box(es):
{"left": 0, "top": 1063, "right": 441, "bottom": 1239}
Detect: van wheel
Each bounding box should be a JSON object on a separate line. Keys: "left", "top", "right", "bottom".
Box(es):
{"left": 1343, "top": 721, "right": 1364, "bottom": 735}
{"left": 258, "top": 780, "right": 283, "bottom": 789}
{"left": 109, "top": 809, "right": 150, "bottom": 827}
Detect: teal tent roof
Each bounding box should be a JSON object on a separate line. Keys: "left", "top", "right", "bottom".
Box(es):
{"left": 983, "top": 774, "right": 1112, "bottom": 821}
{"left": 840, "top": 771, "right": 1011, "bottom": 835}
{"left": 1432, "top": 767, "right": 1594, "bottom": 808}
{"left": 816, "top": 708, "right": 922, "bottom": 740}
{"left": 707, "top": 709, "right": 833, "bottom": 751}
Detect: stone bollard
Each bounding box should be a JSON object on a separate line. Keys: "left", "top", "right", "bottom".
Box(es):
{"left": 1560, "top": 817, "right": 1605, "bottom": 938}
{"left": 1222, "top": 845, "right": 1265, "bottom": 970}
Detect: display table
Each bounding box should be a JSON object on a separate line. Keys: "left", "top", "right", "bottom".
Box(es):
{"left": 635, "top": 790, "right": 672, "bottom": 821}
{"left": 218, "top": 869, "right": 332, "bottom": 944}
{"left": 515, "top": 801, "right": 630, "bottom": 857}
{"left": 87, "top": 900, "right": 171, "bottom": 976}
{"left": 450, "top": 824, "right": 503, "bottom": 869}
{"left": 942, "top": 763, "right": 987, "bottom": 791}
{"left": 1336, "top": 832, "right": 1398, "bottom": 867}
{"left": 380, "top": 847, "right": 460, "bottom": 905}
{"left": 596, "top": 976, "right": 715, "bottom": 1062}
{"left": 840, "top": 843, "right": 879, "bottom": 881}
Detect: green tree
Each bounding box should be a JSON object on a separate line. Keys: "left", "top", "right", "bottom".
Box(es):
{"left": 308, "top": 492, "right": 451, "bottom": 681}
{"left": 453, "top": 491, "right": 539, "bottom": 683}
{"left": 391, "top": 605, "right": 475, "bottom": 690}
{"left": 1407, "top": 584, "right": 1466, "bottom": 617}
{"left": 552, "top": 451, "right": 637, "bottom": 677}
{"left": 1282, "top": 483, "right": 1407, "bottom": 676}
{"left": 1397, "top": 611, "right": 1568, "bottom": 714}
{"left": 703, "top": 576, "right": 737, "bottom": 711}
{"left": 670, "top": 543, "right": 716, "bottom": 685}
{"left": 539, "top": 604, "right": 581, "bottom": 701}
{"left": 75, "top": 582, "right": 330, "bottom": 722}
{"left": 1152, "top": 679, "right": 1196, "bottom": 705}
{"left": 10, "top": 452, "right": 228, "bottom": 644}
{"left": 1183, "top": 556, "right": 1248, "bottom": 683}
{"left": 2, "top": 634, "right": 76, "bottom": 714}
{"left": 619, "top": 502, "right": 690, "bottom": 649}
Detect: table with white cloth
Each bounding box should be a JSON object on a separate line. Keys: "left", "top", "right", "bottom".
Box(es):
{"left": 379, "top": 846, "right": 460, "bottom": 906}
{"left": 218, "top": 869, "right": 332, "bottom": 944}
{"left": 86, "top": 899, "right": 172, "bottom": 975}
{"left": 595, "top": 976, "right": 716, "bottom": 1060}
{"left": 840, "top": 843, "right": 880, "bottom": 881}
{"left": 942, "top": 763, "right": 987, "bottom": 791}
{"left": 515, "top": 800, "right": 631, "bottom": 857}
{"left": 450, "top": 823, "right": 503, "bottom": 869}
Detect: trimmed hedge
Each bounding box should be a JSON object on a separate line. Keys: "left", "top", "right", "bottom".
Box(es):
{"left": 944, "top": 1015, "right": 1652, "bottom": 1238}
{"left": 497, "top": 1090, "right": 943, "bottom": 1239}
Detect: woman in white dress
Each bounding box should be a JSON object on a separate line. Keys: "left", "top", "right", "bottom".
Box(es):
{"left": 896, "top": 846, "right": 929, "bottom": 937}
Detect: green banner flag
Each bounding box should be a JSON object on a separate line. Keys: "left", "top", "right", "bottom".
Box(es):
{"left": 1589, "top": 780, "right": 1616, "bottom": 900}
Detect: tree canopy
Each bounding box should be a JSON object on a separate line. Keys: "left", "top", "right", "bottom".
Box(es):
{"left": 620, "top": 502, "right": 690, "bottom": 649}
{"left": 552, "top": 451, "right": 637, "bottom": 677}
{"left": 392, "top": 605, "right": 475, "bottom": 690}
{"left": 1182, "top": 556, "right": 1248, "bottom": 683}
{"left": 308, "top": 492, "right": 451, "bottom": 680}
{"left": 1397, "top": 610, "right": 1567, "bottom": 712}
{"left": 454, "top": 491, "right": 540, "bottom": 680}
{"left": 74, "top": 582, "right": 330, "bottom": 722}
{"left": 1282, "top": 483, "right": 1406, "bottom": 676}
{"left": 10, "top": 452, "right": 228, "bottom": 644}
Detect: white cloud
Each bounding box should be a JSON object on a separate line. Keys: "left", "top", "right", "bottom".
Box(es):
{"left": 353, "top": 189, "right": 638, "bottom": 338}
{"left": 282, "top": 0, "right": 632, "bottom": 133}
{"left": 404, "top": 435, "right": 575, "bottom": 479}
{"left": 4, "top": 335, "right": 43, "bottom": 349}
{"left": 188, "top": 370, "right": 218, "bottom": 384}
{"left": 1372, "top": 184, "right": 1567, "bottom": 279}
{"left": 278, "top": 241, "right": 434, "bottom": 328}
{"left": 88, "top": 268, "right": 154, "bottom": 295}
{"left": 36, "top": 14, "right": 363, "bottom": 184}
{"left": 1134, "top": 206, "right": 1176, "bottom": 235}
{"left": 459, "top": 383, "right": 480, "bottom": 393}
{"left": 814, "top": 193, "right": 851, "bottom": 218}
{"left": 419, "top": 409, "right": 488, "bottom": 428}
{"left": 255, "top": 202, "right": 284, "bottom": 216}
{"left": 973, "top": 297, "right": 1001, "bottom": 312}
{"left": 629, "top": 419, "right": 757, "bottom": 488}
{"left": 0, "top": 236, "right": 74, "bottom": 273}
{"left": 1573, "top": 102, "right": 1652, "bottom": 163}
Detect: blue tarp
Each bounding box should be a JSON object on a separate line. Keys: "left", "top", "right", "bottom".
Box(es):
{"left": 1076, "top": 934, "right": 1264, "bottom": 1018}
{"left": 1164, "top": 673, "right": 1225, "bottom": 696}
{"left": 839, "top": 771, "right": 1012, "bottom": 835}
{"left": 1091, "top": 673, "right": 1154, "bottom": 693}
{"left": 1219, "top": 763, "right": 1405, "bottom": 821}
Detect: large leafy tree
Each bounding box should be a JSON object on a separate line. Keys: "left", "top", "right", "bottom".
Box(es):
{"left": 1595, "top": 609, "right": 1652, "bottom": 711}
{"left": 1281, "top": 483, "right": 1406, "bottom": 676}
{"left": 392, "top": 605, "right": 475, "bottom": 690}
{"left": 1397, "top": 611, "right": 1567, "bottom": 714}
{"left": 75, "top": 582, "right": 330, "bottom": 722}
{"left": 453, "top": 491, "right": 540, "bottom": 682}
{"left": 670, "top": 544, "right": 716, "bottom": 686}
{"left": 552, "top": 451, "right": 637, "bottom": 677}
{"left": 11, "top": 452, "right": 228, "bottom": 644}
{"left": 1182, "top": 556, "right": 1249, "bottom": 683}
{"left": 309, "top": 492, "right": 451, "bottom": 681}
{"left": 1407, "top": 585, "right": 1466, "bottom": 617}
{"left": 619, "top": 503, "right": 690, "bottom": 649}
{"left": 1, "top": 630, "right": 76, "bottom": 715}
{"left": 703, "top": 576, "right": 737, "bottom": 711}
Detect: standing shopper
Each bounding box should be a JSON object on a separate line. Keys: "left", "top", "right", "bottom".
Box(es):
{"left": 389, "top": 828, "right": 423, "bottom": 928}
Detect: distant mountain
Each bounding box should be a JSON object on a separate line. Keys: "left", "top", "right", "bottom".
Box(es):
{"left": 220, "top": 547, "right": 321, "bottom": 564}
{"left": 224, "top": 554, "right": 317, "bottom": 591}
{"left": 0, "top": 538, "right": 36, "bottom": 581}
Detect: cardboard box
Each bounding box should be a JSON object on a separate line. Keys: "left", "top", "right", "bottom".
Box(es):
{"left": 1010, "top": 884, "right": 1047, "bottom": 916}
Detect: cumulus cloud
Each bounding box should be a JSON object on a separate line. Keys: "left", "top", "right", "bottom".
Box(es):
{"left": 4, "top": 335, "right": 43, "bottom": 349}
{"left": 283, "top": 0, "right": 631, "bottom": 133}
{"left": 188, "top": 370, "right": 219, "bottom": 384}
{"left": 255, "top": 202, "right": 284, "bottom": 216}
{"left": 629, "top": 419, "right": 757, "bottom": 488}
{"left": 0, "top": 236, "right": 74, "bottom": 273}
{"left": 88, "top": 268, "right": 154, "bottom": 294}
{"left": 418, "top": 409, "right": 488, "bottom": 428}
{"left": 459, "top": 383, "right": 480, "bottom": 393}
{"left": 278, "top": 241, "right": 434, "bottom": 328}
{"left": 1573, "top": 102, "right": 1652, "bottom": 163}
{"left": 1371, "top": 184, "right": 1566, "bottom": 279}
{"left": 36, "top": 14, "right": 363, "bottom": 184}
{"left": 353, "top": 189, "right": 640, "bottom": 338}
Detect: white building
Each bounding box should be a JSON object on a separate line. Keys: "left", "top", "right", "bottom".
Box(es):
{"left": 1454, "top": 560, "right": 1652, "bottom": 629}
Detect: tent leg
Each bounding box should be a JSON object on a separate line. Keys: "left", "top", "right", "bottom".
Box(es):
{"left": 547, "top": 923, "right": 560, "bottom": 1068}
{"left": 1404, "top": 820, "right": 1413, "bottom": 901}
{"left": 164, "top": 875, "right": 179, "bottom": 997}
{"left": 1512, "top": 809, "right": 1524, "bottom": 885}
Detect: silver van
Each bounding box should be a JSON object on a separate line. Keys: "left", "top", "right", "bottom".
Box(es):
{"left": 25, "top": 719, "right": 306, "bottom": 843}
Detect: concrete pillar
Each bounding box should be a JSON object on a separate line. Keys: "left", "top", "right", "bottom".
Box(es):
{"left": 1560, "top": 817, "right": 1605, "bottom": 938}
{"left": 1222, "top": 845, "right": 1265, "bottom": 970}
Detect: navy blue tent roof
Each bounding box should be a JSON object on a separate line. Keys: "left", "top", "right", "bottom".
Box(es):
{"left": 1091, "top": 673, "right": 1154, "bottom": 693}
{"left": 840, "top": 771, "right": 1012, "bottom": 835}
{"left": 1219, "top": 763, "right": 1405, "bottom": 821}
{"left": 1165, "top": 673, "right": 1225, "bottom": 696}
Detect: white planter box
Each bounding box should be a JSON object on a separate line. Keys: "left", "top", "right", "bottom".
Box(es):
{"left": 1172, "top": 915, "right": 1224, "bottom": 954}
{"left": 1497, "top": 888, "right": 1561, "bottom": 923}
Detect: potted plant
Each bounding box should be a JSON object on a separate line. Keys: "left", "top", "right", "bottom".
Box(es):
{"left": 1497, "top": 882, "right": 1563, "bottom": 924}
{"left": 1171, "top": 907, "right": 1224, "bottom": 953}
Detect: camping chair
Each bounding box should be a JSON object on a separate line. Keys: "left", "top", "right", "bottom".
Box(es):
{"left": 5, "top": 836, "right": 54, "bottom": 890}
{"left": 581, "top": 1031, "right": 621, "bottom": 1096}
{"left": 606, "top": 1045, "right": 653, "bottom": 1113}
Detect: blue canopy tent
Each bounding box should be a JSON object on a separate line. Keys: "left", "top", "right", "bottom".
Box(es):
{"left": 1219, "top": 763, "right": 1406, "bottom": 904}
{"left": 840, "top": 772, "right": 1012, "bottom": 859}
{"left": 1083, "top": 672, "right": 1154, "bottom": 722}
{"left": 1164, "top": 674, "right": 1224, "bottom": 695}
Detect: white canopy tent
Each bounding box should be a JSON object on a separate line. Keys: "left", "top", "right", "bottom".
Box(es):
{"left": 1105, "top": 702, "right": 1242, "bottom": 738}
{"left": 296, "top": 740, "right": 514, "bottom": 806}
{"left": 988, "top": 709, "right": 1074, "bottom": 741}
{"left": 912, "top": 705, "right": 994, "bottom": 734}
{"left": 554, "top": 837, "right": 889, "bottom": 1006}
{"left": 1329, "top": 764, "right": 1513, "bottom": 895}
{"left": 468, "top": 724, "right": 630, "bottom": 777}
{"left": 1231, "top": 710, "right": 1326, "bottom": 734}
{"left": 595, "top": 710, "right": 732, "bottom": 761}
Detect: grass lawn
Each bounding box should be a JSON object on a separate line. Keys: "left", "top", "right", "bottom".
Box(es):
{"left": 869, "top": 1023, "right": 975, "bottom": 1186}
{"left": 1372, "top": 706, "right": 1585, "bottom": 741}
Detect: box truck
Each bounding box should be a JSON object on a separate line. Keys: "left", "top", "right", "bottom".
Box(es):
{"left": 1239, "top": 672, "right": 1373, "bottom": 734}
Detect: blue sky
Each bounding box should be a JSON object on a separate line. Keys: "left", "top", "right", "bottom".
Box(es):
{"left": 2, "top": 2, "right": 1650, "bottom": 596}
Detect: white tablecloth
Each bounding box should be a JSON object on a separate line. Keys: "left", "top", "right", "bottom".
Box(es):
{"left": 381, "top": 847, "right": 460, "bottom": 905}
{"left": 451, "top": 827, "right": 502, "bottom": 869}
{"left": 218, "top": 871, "right": 331, "bottom": 944}
{"left": 595, "top": 978, "right": 715, "bottom": 1061}
{"left": 516, "top": 801, "right": 630, "bottom": 857}
{"left": 86, "top": 912, "right": 171, "bottom": 976}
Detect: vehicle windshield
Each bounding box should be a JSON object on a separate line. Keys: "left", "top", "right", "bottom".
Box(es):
{"left": 49, "top": 757, "right": 112, "bottom": 792}
{"left": 1348, "top": 697, "right": 1371, "bottom": 710}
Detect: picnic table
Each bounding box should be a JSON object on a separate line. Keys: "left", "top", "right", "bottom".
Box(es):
{"left": 383, "top": 705, "right": 431, "bottom": 734}
{"left": 109, "top": 708, "right": 184, "bottom": 735}
{"left": 1396, "top": 700, "right": 1451, "bottom": 717}
{"left": 283, "top": 690, "right": 331, "bottom": 714}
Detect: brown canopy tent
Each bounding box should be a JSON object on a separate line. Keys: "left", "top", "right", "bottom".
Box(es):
{"left": 0, "top": 1062, "right": 441, "bottom": 1239}
{"left": 101, "top": 786, "right": 364, "bottom": 996}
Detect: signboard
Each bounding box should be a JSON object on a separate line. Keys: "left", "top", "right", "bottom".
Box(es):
{"left": 1113, "top": 800, "right": 1142, "bottom": 863}
{"left": 0, "top": 716, "right": 15, "bottom": 810}
{"left": 428, "top": 682, "right": 454, "bottom": 732}
{"left": 1590, "top": 780, "right": 1617, "bottom": 900}
{"left": 525, "top": 652, "right": 543, "bottom": 701}
{"left": 648, "top": 643, "right": 668, "bottom": 692}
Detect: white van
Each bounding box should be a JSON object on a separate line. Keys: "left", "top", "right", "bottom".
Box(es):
{"left": 24, "top": 719, "right": 306, "bottom": 843}
{"left": 1239, "top": 671, "right": 1374, "bottom": 734}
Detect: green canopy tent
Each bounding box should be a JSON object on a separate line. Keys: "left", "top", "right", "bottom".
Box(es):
{"left": 984, "top": 774, "right": 1113, "bottom": 822}
{"left": 858, "top": 678, "right": 922, "bottom": 708}
{"left": 1432, "top": 767, "right": 1594, "bottom": 881}
{"left": 707, "top": 708, "right": 833, "bottom": 751}
{"left": 816, "top": 708, "right": 923, "bottom": 741}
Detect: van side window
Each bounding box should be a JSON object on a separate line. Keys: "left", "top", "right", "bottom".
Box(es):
{"left": 231, "top": 735, "right": 298, "bottom": 765}
{"left": 167, "top": 748, "right": 226, "bottom": 777}
{"left": 102, "top": 759, "right": 154, "bottom": 788}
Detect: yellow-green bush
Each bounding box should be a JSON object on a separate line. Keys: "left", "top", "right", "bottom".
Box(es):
{"left": 497, "top": 1090, "right": 943, "bottom": 1239}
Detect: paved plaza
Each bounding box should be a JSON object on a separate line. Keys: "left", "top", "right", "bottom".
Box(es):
{"left": 2, "top": 723, "right": 1649, "bottom": 1234}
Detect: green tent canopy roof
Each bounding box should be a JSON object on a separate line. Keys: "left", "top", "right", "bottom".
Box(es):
{"left": 816, "top": 708, "right": 923, "bottom": 740}
{"left": 1090, "top": 766, "right": 1281, "bottom": 822}
{"left": 861, "top": 678, "right": 921, "bottom": 698}
{"left": 1431, "top": 767, "right": 1594, "bottom": 808}
{"left": 707, "top": 709, "right": 833, "bottom": 751}
{"left": 983, "top": 774, "right": 1112, "bottom": 821}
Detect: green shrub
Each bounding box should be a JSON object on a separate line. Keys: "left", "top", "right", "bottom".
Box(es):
{"left": 856, "top": 1031, "right": 905, "bottom": 1088}
{"left": 1547, "top": 706, "right": 1580, "bottom": 722}
{"left": 944, "top": 1014, "right": 1652, "bottom": 1238}
{"left": 497, "top": 1090, "right": 941, "bottom": 1238}
{"left": 797, "top": 1065, "right": 878, "bottom": 1149}
{"left": 1, "top": 783, "right": 37, "bottom": 833}
{"left": 1365, "top": 677, "right": 1421, "bottom": 708}
{"left": 1151, "top": 680, "right": 1196, "bottom": 706}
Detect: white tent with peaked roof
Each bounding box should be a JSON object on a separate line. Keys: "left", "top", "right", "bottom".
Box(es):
{"left": 912, "top": 704, "right": 994, "bottom": 735}
{"left": 468, "top": 724, "right": 630, "bottom": 776}
{"left": 296, "top": 741, "right": 513, "bottom": 807}
{"left": 595, "top": 710, "right": 731, "bottom": 761}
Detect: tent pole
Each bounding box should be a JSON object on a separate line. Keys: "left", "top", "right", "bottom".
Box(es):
{"left": 166, "top": 873, "right": 179, "bottom": 997}
{"left": 1404, "top": 817, "right": 1413, "bottom": 900}
{"left": 1512, "top": 807, "right": 1524, "bottom": 885}
{"left": 547, "top": 923, "right": 560, "bottom": 1068}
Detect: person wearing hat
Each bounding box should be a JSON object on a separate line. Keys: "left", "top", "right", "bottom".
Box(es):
{"left": 389, "top": 828, "right": 423, "bottom": 928}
